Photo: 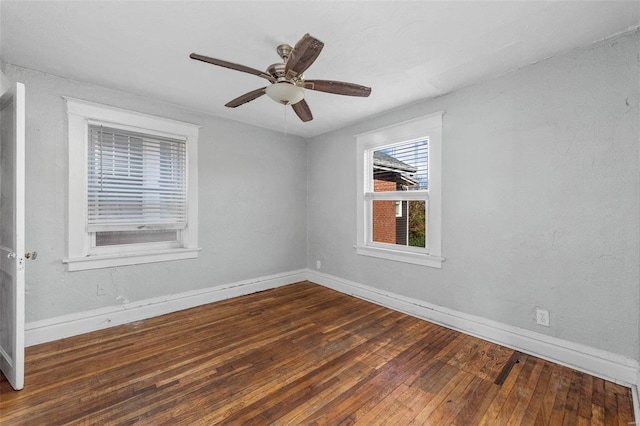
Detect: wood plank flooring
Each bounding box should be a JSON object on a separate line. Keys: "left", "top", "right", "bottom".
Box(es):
{"left": 0, "top": 281, "right": 634, "bottom": 425}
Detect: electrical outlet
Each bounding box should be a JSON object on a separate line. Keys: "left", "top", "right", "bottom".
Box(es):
{"left": 536, "top": 308, "right": 550, "bottom": 327}
{"left": 316, "top": 260, "right": 321, "bottom": 269}
{"left": 97, "top": 282, "right": 107, "bottom": 296}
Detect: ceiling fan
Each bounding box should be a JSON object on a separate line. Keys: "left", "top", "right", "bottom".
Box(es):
{"left": 189, "top": 33, "right": 371, "bottom": 122}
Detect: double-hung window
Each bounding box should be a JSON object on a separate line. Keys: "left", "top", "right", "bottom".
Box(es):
{"left": 356, "top": 112, "right": 444, "bottom": 268}
{"left": 64, "top": 98, "right": 200, "bottom": 271}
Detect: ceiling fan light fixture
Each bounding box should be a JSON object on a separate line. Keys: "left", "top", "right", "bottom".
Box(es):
{"left": 265, "top": 82, "right": 304, "bottom": 105}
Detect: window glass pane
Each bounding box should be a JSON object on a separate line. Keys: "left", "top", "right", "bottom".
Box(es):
{"left": 372, "top": 139, "right": 428, "bottom": 192}
{"left": 96, "top": 230, "right": 178, "bottom": 246}
{"left": 372, "top": 200, "right": 426, "bottom": 248}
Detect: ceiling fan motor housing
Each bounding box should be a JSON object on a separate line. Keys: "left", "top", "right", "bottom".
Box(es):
{"left": 267, "top": 63, "right": 288, "bottom": 82}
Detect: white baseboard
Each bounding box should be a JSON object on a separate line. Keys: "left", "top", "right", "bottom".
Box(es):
{"left": 25, "top": 269, "right": 307, "bottom": 347}
{"left": 307, "top": 269, "right": 639, "bottom": 389}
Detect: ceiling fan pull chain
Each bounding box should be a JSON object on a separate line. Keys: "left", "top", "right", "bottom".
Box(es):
{"left": 284, "top": 104, "right": 288, "bottom": 141}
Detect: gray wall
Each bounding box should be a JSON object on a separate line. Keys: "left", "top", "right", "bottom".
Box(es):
{"left": 5, "top": 64, "right": 308, "bottom": 322}
{"left": 307, "top": 31, "right": 640, "bottom": 360}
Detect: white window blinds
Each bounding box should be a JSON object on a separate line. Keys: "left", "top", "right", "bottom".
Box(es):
{"left": 372, "top": 139, "right": 428, "bottom": 191}
{"left": 87, "top": 124, "right": 187, "bottom": 232}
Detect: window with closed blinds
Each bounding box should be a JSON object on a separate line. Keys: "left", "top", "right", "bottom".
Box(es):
{"left": 87, "top": 124, "right": 187, "bottom": 233}
{"left": 65, "top": 98, "right": 199, "bottom": 270}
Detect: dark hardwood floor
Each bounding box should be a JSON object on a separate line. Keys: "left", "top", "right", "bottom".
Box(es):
{"left": 0, "top": 281, "right": 634, "bottom": 425}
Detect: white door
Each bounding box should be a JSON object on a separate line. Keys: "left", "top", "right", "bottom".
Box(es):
{"left": 0, "top": 82, "right": 26, "bottom": 390}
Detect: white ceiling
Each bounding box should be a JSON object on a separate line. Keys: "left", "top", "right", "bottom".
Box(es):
{"left": 1, "top": 1, "right": 638, "bottom": 138}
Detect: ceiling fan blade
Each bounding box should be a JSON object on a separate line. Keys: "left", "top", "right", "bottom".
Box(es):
{"left": 225, "top": 87, "right": 267, "bottom": 108}
{"left": 304, "top": 80, "right": 371, "bottom": 97}
{"left": 190, "top": 53, "right": 275, "bottom": 83}
{"left": 292, "top": 99, "right": 313, "bottom": 122}
{"left": 285, "top": 34, "right": 324, "bottom": 79}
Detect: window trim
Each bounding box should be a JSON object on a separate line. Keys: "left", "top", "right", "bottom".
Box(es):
{"left": 62, "top": 97, "right": 200, "bottom": 271}
{"left": 355, "top": 112, "right": 444, "bottom": 268}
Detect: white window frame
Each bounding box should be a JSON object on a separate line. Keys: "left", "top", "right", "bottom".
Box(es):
{"left": 355, "top": 112, "right": 444, "bottom": 268}
{"left": 63, "top": 97, "right": 200, "bottom": 271}
{"left": 395, "top": 201, "right": 403, "bottom": 218}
